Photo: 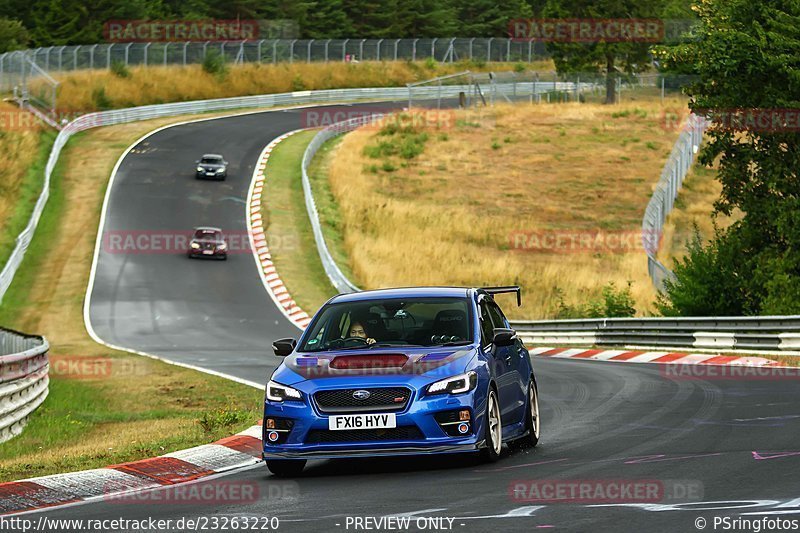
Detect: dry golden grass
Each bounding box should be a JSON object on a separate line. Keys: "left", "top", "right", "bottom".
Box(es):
{"left": 40, "top": 60, "right": 553, "bottom": 113}
{"left": 328, "top": 99, "right": 688, "bottom": 318}
{"left": 0, "top": 103, "right": 43, "bottom": 258}
{"left": 658, "top": 163, "right": 738, "bottom": 268}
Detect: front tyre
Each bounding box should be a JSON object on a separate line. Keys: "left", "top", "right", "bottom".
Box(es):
{"left": 266, "top": 459, "right": 306, "bottom": 477}
{"left": 480, "top": 388, "right": 502, "bottom": 463}
{"left": 514, "top": 382, "right": 540, "bottom": 449}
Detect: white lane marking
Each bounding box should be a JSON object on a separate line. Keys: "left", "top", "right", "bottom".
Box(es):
{"left": 458, "top": 506, "right": 545, "bottom": 519}
{"left": 383, "top": 508, "right": 448, "bottom": 518}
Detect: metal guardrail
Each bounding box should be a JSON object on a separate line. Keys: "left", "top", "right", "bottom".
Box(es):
{"left": 510, "top": 316, "right": 800, "bottom": 352}
{"left": 642, "top": 115, "right": 707, "bottom": 290}
{"left": 0, "top": 327, "right": 49, "bottom": 443}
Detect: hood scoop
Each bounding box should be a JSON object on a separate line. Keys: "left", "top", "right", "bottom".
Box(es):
{"left": 329, "top": 354, "right": 409, "bottom": 370}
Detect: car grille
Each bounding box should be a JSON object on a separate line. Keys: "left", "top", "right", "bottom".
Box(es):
{"left": 305, "top": 426, "right": 423, "bottom": 444}
{"left": 314, "top": 387, "right": 412, "bottom": 414}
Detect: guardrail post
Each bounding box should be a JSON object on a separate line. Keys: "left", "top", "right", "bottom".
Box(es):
{"left": 359, "top": 39, "right": 365, "bottom": 61}
{"left": 377, "top": 39, "right": 384, "bottom": 61}
{"left": 342, "top": 39, "right": 348, "bottom": 61}
{"left": 307, "top": 40, "right": 312, "bottom": 62}
{"left": 412, "top": 39, "right": 418, "bottom": 61}
{"left": 124, "top": 43, "right": 131, "bottom": 66}
{"left": 143, "top": 42, "right": 150, "bottom": 66}
{"left": 431, "top": 38, "right": 436, "bottom": 59}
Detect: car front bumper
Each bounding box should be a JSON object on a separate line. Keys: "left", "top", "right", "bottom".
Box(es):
{"left": 262, "top": 385, "right": 488, "bottom": 460}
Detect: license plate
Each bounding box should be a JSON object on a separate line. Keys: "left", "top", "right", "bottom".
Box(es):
{"left": 202, "top": 250, "right": 214, "bottom": 255}
{"left": 328, "top": 413, "right": 396, "bottom": 431}
{"left": 206, "top": 172, "right": 215, "bottom": 176}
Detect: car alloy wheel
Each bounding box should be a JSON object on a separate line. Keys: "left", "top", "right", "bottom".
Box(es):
{"left": 481, "top": 389, "right": 502, "bottom": 462}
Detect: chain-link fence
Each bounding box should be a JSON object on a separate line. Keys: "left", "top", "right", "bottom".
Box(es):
{"left": 0, "top": 38, "right": 550, "bottom": 80}
{"left": 643, "top": 114, "right": 706, "bottom": 291}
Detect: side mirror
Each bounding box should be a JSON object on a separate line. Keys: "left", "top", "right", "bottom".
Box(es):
{"left": 492, "top": 328, "right": 517, "bottom": 347}
{"left": 272, "top": 338, "right": 297, "bottom": 357}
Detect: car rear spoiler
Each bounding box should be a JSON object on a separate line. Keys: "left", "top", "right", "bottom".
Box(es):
{"left": 481, "top": 286, "right": 522, "bottom": 307}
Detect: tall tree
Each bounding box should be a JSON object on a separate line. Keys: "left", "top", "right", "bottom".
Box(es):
{"left": 458, "top": 0, "right": 531, "bottom": 37}
{"left": 0, "top": 18, "right": 28, "bottom": 52}
{"left": 541, "top": 0, "right": 664, "bottom": 103}
{"left": 391, "top": 0, "right": 458, "bottom": 37}
{"left": 660, "top": 0, "right": 800, "bottom": 315}
{"left": 343, "top": 0, "right": 398, "bottom": 38}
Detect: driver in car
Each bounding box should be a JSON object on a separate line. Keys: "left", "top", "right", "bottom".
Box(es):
{"left": 348, "top": 321, "right": 376, "bottom": 345}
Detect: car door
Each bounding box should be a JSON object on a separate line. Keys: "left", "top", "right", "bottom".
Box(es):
{"left": 479, "top": 298, "right": 517, "bottom": 427}
{"left": 486, "top": 299, "right": 528, "bottom": 425}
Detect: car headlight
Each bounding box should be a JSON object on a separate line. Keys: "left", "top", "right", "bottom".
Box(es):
{"left": 217, "top": 242, "right": 227, "bottom": 250}
{"left": 216, "top": 168, "right": 225, "bottom": 173}
{"left": 427, "top": 371, "right": 477, "bottom": 395}
{"left": 196, "top": 166, "right": 204, "bottom": 172}
{"left": 190, "top": 242, "right": 200, "bottom": 249}
{"left": 266, "top": 380, "right": 302, "bottom": 402}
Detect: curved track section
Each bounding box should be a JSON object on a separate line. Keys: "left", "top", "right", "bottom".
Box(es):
{"left": 58, "top": 104, "right": 800, "bottom": 531}
{"left": 35, "top": 358, "right": 800, "bottom": 531}
{"left": 86, "top": 106, "right": 395, "bottom": 383}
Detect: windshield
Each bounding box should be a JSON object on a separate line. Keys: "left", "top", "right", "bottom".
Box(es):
{"left": 200, "top": 157, "right": 222, "bottom": 164}
{"left": 299, "top": 297, "right": 473, "bottom": 352}
{"left": 193, "top": 229, "right": 221, "bottom": 241}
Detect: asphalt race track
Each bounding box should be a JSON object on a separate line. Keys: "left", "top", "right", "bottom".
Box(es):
{"left": 45, "top": 104, "right": 800, "bottom": 532}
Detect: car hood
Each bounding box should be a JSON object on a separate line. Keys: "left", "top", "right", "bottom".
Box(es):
{"left": 271, "top": 346, "right": 478, "bottom": 386}
{"left": 198, "top": 163, "right": 224, "bottom": 169}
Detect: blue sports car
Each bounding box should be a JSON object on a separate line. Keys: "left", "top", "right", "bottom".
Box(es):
{"left": 262, "top": 286, "right": 540, "bottom": 477}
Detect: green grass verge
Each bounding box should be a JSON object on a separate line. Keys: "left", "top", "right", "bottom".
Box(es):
{"left": 306, "top": 136, "right": 360, "bottom": 284}
{"left": 0, "top": 124, "right": 262, "bottom": 482}
{"left": 261, "top": 130, "right": 338, "bottom": 314}
{"left": 0, "top": 130, "right": 56, "bottom": 271}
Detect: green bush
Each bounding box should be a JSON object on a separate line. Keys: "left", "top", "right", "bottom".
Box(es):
{"left": 202, "top": 49, "right": 228, "bottom": 79}
{"left": 556, "top": 282, "right": 637, "bottom": 319}
{"left": 91, "top": 87, "right": 112, "bottom": 110}
{"left": 198, "top": 407, "right": 249, "bottom": 433}
{"left": 110, "top": 60, "right": 131, "bottom": 78}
